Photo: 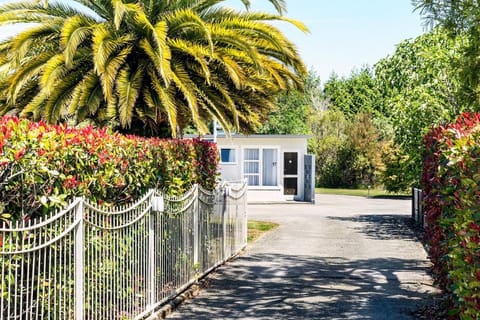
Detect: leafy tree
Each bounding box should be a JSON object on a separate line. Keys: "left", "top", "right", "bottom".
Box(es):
{"left": 375, "top": 27, "right": 467, "bottom": 189}
{"left": 348, "top": 112, "right": 384, "bottom": 187}
{"left": 413, "top": 0, "right": 480, "bottom": 108}
{"left": 0, "top": 0, "right": 307, "bottom": 137}
{"left": 310, "top": 110, "right": 385, "bottom": 188}
{"left": 322, "top": 66, "right": 384, "bottom": 118}
{"left": 380, "top": 141, "right": 410, "bottom": 193}
{"left": 309, "top": 109, "right": 349, "bottom": 187}
{"left": 259, "top": 70, "right": 320, "bottom": 135}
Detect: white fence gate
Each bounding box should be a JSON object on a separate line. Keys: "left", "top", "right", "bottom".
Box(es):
{"left": 0, "top": 181, "right": 247, "bottom": 319}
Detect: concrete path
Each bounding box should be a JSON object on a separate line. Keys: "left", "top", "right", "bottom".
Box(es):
{"left": 168, "top": 194, "right": 440, "bottom": 319}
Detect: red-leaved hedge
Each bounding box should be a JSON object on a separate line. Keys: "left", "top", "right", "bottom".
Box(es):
{"left": 0, "top": 117, "right": 218, "bottom": 222}
{"left": 422, "top": 112, "right": 480, "bottom": 319}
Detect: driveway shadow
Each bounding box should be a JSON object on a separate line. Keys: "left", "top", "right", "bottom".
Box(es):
{"left": 168, "top": 254, "right": 438, "bottom": 320}
{"left": 326, "top": 214, "right": 421, "bottom": 241}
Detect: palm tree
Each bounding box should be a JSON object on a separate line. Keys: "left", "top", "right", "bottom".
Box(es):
{"left": 0, "top": 0, "right": 307, "bottom": 137}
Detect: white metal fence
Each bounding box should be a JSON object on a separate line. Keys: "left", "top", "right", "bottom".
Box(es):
{"left": 0, "top": 181, "right": 247, "bottom": 319}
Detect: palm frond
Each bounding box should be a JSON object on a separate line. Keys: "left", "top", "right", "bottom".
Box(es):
{"left": 168, "top": 38, "right": 211, "bottom": 83}
{"left": 212, "top": 52, "right": 246, "bottom": 89}
{"left": 148, "top": 68, "right": 178, "bottom": 134}
{"left": 7, "top": 51, "right": 52, "bottom": 104}
{"left": 112, "top": 0, "right": 130, "bottom": 30}
{"left": 91, "top": 23, "right": 112, "bottom": 74}
{"left": 138, "top": 35, "right": 171, "bottom": 86}
{"left": 68, "top": 81, "right": 83, "bottom": 118}
{"left": 92, "top": 24, "right": 134, "bottom": 74}
{"left": 60, "top": 15, "right": 95, "bottom": 68}
{"left": 21, "top": 92, "right": 48, "bottom": 120}
{"left": 43, "top": 70, "right": 81, "bottom": 122}
{"left": 208, "top": 24, "right": 262, "bottom": 69}
{"left": 76, "top": 0, "right": 113, "bottom": 21}
{"left": 152, "top": 21, "right": 173, "bottom": 83}
{"left": 198, "top": 79, "right": 238, "bottom": 133}
{"left": 170, "top": 62, "right": 203, "bottom": 132}
{"left": 40, "top": 53, "right": 68, "bottom": 94}
{"left": 100, "top": 44, "right": 133, "bottom": 101}
{"left": 164, "top": 8, "right": 212, "bottom": 48}
{"left": 126, "top": 5, "right": 173, "bottom": 83}
{"left": 9, "top": 21, "right": 60, "bottom": 63}
{"left": 116, "top": 64, "right": 144, "bottom": 128}
{"left": 0, "top": 76, "right": 37, "bottom": 114}
{"left": 105, "top": 94, "right": 118, "bottom": 120}
{"left": 77, "top": 71, "right": 103, "bottom": 118}
{"left": 0, "top": 1, "right": 83, "bottom": 25}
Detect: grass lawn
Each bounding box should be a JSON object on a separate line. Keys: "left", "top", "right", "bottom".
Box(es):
{"left": 315, "top": 187, "right": 410, "bottom": 198}
{"left": 247, "top": 220, "right": 279, "bottom": 243}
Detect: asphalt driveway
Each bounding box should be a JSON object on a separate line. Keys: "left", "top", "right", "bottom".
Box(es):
{"left": 168, "top": 194, "right": 440, "bottom": 319}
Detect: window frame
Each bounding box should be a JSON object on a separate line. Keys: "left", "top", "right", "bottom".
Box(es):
{"left": 241, "top": 146, "right": 280, "bottom": 189}
{"left": 219, "top": 147, "right": 238, "bottom": 165}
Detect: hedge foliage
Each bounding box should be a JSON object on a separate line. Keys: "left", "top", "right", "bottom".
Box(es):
{"left": 0, "top": 117, "right": 218, "bottom": 222}
{"left": 422, "top": 113, "right": 480, "bottom": 319}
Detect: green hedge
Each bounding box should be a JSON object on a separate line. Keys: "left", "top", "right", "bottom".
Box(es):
{"left": 0, "top": 117, "right": 218, "bottom": 221}
{"left": 422, "top": 113, "right": 480, "bottom": 319}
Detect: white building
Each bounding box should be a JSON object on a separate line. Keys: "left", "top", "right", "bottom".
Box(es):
{"left": 197, "top": 134, "right": 315, "bottom": 203}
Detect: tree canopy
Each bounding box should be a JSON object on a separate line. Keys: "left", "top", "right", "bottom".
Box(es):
{"left": 298, "top": 26, "right": 470, "bottom": 191}
{"left": 259, "top": 70, "right": 320, "bottom": 135}
{"left": 322, "top": 66, "right": 384, "bottom": 118}
{"left": 0, "top": 0, "right": 307, "bottom": 137}
{"left": 413, "top": 0, "right": 480, "bottom": 107}
{"left": 375, "top": 27, "right": 468, "bottom": 189}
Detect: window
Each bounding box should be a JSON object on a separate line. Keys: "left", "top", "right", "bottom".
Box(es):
{"left": 284, "top": 152, "right": 298, "bottom": 175}
{"left": 243, "top": 148, "right": 260, "bottom": 186}
{"left": 220, "top": 148, "right": 236, "bottom": 163}
{"left": 284, "top": 177, "right": 298, "bottom": 195}
{"left": 242, "top": 148, "right": 279, "bottom": 187}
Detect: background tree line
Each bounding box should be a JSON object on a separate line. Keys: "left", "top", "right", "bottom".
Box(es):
{"left": 261, "top": 22, "right": 472, "bottom": 191}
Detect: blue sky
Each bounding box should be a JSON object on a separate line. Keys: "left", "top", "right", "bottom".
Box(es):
{"left": 225, "top": 0, "right": 426, "bottom": 82}
{"left": 0, "top": 0, "right": 425, "bottom": 83}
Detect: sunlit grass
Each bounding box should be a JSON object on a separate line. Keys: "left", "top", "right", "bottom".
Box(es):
{"left": 247, "top": 220, "right": 279, "bottom": 243}
{"left": 315, "top": 188, "right": 410, "bottom": 198}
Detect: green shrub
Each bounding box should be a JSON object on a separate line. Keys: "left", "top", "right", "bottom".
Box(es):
{"left": 312, "top": 112, "right": 384, "bottom": 188}
{"left": 0, "top": 116, "right": 218, "bottom": 221}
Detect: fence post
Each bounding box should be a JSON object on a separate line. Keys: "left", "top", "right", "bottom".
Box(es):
{"left": 416, "top": 189, "right": 420, "bottom": 227}
{"left": 243, "top": 181, "right": 248, "bottom": 246}
{"left": 419, "top": 189, "right": 425, "bottom": 228}
{"left": 222, "top": 186, "right": 228, "bottom": 261}
{"left": 411, "top": 187, "right": 415, "bottom": 221}
{"left": 193, "top": 185, "right": 199, "bottom": 267}
{"left": 150, "top": 191, "right": 163, "bottom": 310}
{"left": 74, "top": 197, "right": 84, "bottom": 320}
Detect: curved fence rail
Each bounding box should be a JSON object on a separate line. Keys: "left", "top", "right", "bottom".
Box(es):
{"left": 0, "top": 181, "right": 247, "bottom": 319}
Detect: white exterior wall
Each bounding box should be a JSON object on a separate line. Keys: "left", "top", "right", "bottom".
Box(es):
{"left": 216, "top": 135, "right": 309, "bottom": 202}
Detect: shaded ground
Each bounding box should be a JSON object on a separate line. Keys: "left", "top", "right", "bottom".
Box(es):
{"left": 168, "top": 194, "right": 440, "bottom": 320}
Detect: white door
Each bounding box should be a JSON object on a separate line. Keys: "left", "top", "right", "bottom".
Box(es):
{"left": 262, "top": 149, "right": 278, "bottom": 186}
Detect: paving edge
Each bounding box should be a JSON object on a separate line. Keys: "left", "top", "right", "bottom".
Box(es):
{"left": 145, "top": 252, "right": 244, "bottom": 320}
{"left": 145, "top": 282, "right": 202, "bottom": 320}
